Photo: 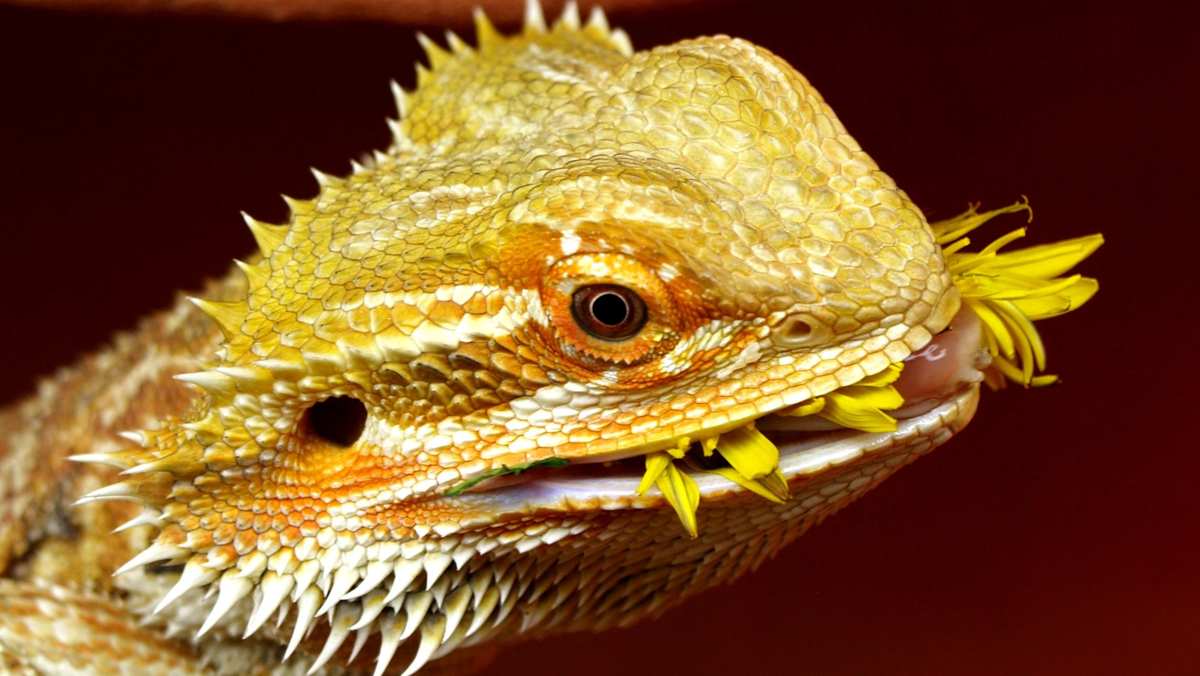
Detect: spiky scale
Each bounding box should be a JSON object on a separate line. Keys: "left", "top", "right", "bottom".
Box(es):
{"left": 523, "top": 0, "right": 546, "bottom": 34}
{"left": 350, "top": 588, "right": 389, "bottom": 631}
{"left": 472, "top": 7, "right": 501, "bottom": 47}
{"left": 348, "top": 627, "right": 371, "bottom": 663}
{"left": 416, "top": 32, "right": 451, "bottom": 69}
{"left": 76, "top": 481, "right": 140, "bottom": 506}
{"left": 385, "top": 558, "right": 424, "bottom": 604}
{"left": 401, "top": 613, "right": 447, "bottom": 676}
{"left": 197, "top": 572, "right": 253, "bottom": 637}
{"left": 445, "top": 30, "right": 471, "bottom": 55}
{"left": 373, "top": 613, "right": 404, "bottom": 676}
{"left": 307, "top": 603, "right": 354, "bottom": 674}
{"left": 239, "top": 210, "right": 287, "bottom": 256}
{"left": 66, "top": 451, "right": 130, "bottom": 469}
{"left": 112, "top": 508, "right": 162, "bottom": 533}
{"left": 316, "top": 565, "right": 359, "bottom": 615}
{"left": 155, "top": 559, "right": 218, "bottom": 613}
{"left": 422, "top": 552, "right": 453, "bottom": 591}
{"left": 285, "top": 586, "right": 323, "bottom": 661}
{"left": 186, "top": 297, "right": 245, "bottom": 338}
{"left": 244, "top": 571, "right": 294, "bottom": 638}
{"left": 558, "top": 0, "right": 581, "bottom": 29}
{"left": 233, "top": 259, "right": 268, "bottom": 290}
{"left": 441, "top": 584, "right": 473, "bottom": 640}
{"left": 466, "top": 587, "right": 500, "bottom": 637}
{"left": 400, "top": 591, "right": 433, "bottom": 641}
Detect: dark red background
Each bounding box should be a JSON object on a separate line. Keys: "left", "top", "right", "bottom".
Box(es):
{"left": 1, "top": 2, "right": 1196, "bottom": 674}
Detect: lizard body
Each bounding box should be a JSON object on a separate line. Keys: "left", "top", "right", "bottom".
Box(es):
{"left": 0, "top": 3, "right": 1100, "bottom": 674}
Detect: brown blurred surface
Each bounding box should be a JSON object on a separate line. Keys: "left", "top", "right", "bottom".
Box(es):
{"left": 6, "top": 0, "right": 685, "bottom": 24}
{"left": 0, "top": 2, "right": 1197, "bottom": 675}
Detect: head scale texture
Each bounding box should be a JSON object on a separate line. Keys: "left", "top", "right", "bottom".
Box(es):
{"left": 103, "top": 8, "right": 959, "bottom": 672}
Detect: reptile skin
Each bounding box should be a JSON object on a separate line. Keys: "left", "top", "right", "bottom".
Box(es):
{"left": 0, "top": 3, "right": 1097, "bottom": 674}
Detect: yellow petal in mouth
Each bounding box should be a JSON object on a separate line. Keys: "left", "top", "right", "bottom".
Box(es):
{"left": 933, "top": 199, "right": 1103, "bottom": 387}
{"left": 778, "top": 363, "right": 905, "bottom": 433}
{"left": 639, "top": 452, "right": 701, "bottom": 538}
{"left": 706, "top": 466, "right": 789, "bottom": 503}
{"left": 714, "top": 423, "right": 779, "bottom": 480}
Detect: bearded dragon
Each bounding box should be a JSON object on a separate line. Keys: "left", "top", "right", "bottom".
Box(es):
{"left": 0, "top": 2, "right": 1101, "bottom": 674}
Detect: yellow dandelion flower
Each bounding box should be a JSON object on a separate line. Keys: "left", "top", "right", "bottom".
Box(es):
{"left": 933, "top": 200, "right": 1102, "bottom": 387}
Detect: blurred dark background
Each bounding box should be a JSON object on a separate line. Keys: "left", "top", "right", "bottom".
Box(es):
{"left": 0, "top": 1, "right": 1196, "bottom": 674}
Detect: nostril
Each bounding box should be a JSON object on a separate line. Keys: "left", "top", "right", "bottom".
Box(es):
{"left": 304, "top": 396, "right": 367, "bottom": 447}
{"left": 780, "top": 316, "right": 812, "bottom": 341}
{"left": 772, "top": 313, "right": 827, "bottom": 348}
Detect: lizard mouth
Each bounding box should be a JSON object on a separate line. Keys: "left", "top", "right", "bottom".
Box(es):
{"left": 465, "top": 307, "right": 988, "bottom": 516}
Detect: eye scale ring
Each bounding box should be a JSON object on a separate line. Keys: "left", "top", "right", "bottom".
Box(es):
{"left": 571, "top": 284, "right": 648, "bottom": 341}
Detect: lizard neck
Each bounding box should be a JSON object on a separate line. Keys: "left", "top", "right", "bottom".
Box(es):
{"left": 0, "top": 270, "right": 237, "bottom": 585}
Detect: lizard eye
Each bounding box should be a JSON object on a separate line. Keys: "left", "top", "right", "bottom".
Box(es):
{"left": 571, "top": 284, "right": 647, "bottom": 340}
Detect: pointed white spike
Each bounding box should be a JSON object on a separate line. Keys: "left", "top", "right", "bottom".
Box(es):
{"left": 400, "top": 591, "right": 433, "bottom": 641}
{"left": 345, "top": 560, "right": 392, "bottom": 600}
{"left": 307, "top": 604, "right": 354, "bottom": 674}
{"left": 466, "top": 587, "right": 500, "bottom": 637}
{"left": 429, "top": 573, "right": 450, "bottom": 608}
{"left": 445, "top": 29, "right": 470, "bottom": 54}
{"left": 241, "top": 211, "right": 286, "bottom": 254}
{"left": 155, "top": 560, "right": 217, "bottom": 613}
{"left": 385, "top": 558, "right": 424, "bottom": 605}
{"left": 276, "top": 599, "right": 291, "bottom": 628}
{"left": 76, "top": 481, "right": 140, "bottom": 506}
{"left": 495, "top": 569, "right": 516, "bottom": 605}
{"left": 373, "top": 612, "right": 404, "bottom": 676}
{"left": 290, "top": 560, "right": 321, "bottom": 602}
{"left": 316, "top": 566, "right": 361, "bottom": 616}
{"left": 401, "top": 613, "right": 446, "bottom": 676}
{"left": 492, "top": 587, "right": 520, "bottom": 628}
{"left": 174, "top": 370, "right": 235, "bottom": 397}
{"left": 587, "top": 5, "right": 609, "bottom": 32}
{"left": 610, "top": 28, "right": 633, "bottom": 56}
{"left": 390, "top": 80, "right": 408, "bottom": 117}
{"left": 196, "top": 572, "right": 254, "bottom": 638}
{"left": 523, "top": 0, "right": 546, "bottom": 33}
{"left": 348, "top": 626, "right": 371, "bottom": 663}
{"left": 469, "top": 571, "right": 492, "bottom": 610}
{"left": 113, "top": 508, "right": 163, "bottom": 533}
{"left": 67, "top": 452, "right": 128, "bottom": 469}
{"left": 559, "top": 0, "right": 580, "bottom": 28}
{"left": 450, "top": 545, "right": 474, "bottom": 570}
{"left": 386, "top": 118, "right": 404, "bottom": 142}
{"left": 285, "top": 586, "right": 323, "bottom": 660}
{"left": 441, "top": 585, "right": 472, "bottom": 640}
{"left": 117, "top": 430, "right": 148, "bottom": 446}
{"left": 114, "top": 542, "right": 185, "bottom": 576}
{"left": 422, "top": 553, "right": 453, "bottom": 591}
{"left": 310, "top": 167, "right": 332, "bottom": 187}
{"left": 244, "top": 571, "right": 294, "bottom": 638}
{"left": 350, "top": 588, "right": 390, "bottom": 632}
{"left": 120, "top": 457, "right": 178, "bottom": 476}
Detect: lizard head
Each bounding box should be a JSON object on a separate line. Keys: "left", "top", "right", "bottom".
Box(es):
{"left": 78, "top": 3, "right": 1100, "bottom": 673}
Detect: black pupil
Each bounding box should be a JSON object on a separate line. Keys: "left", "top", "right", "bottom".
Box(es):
{"left": 590, "top": 292, "right": 630, "bottom": 326}
{"left": 306, "top": 396, "right": 367, "bottom": 447}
